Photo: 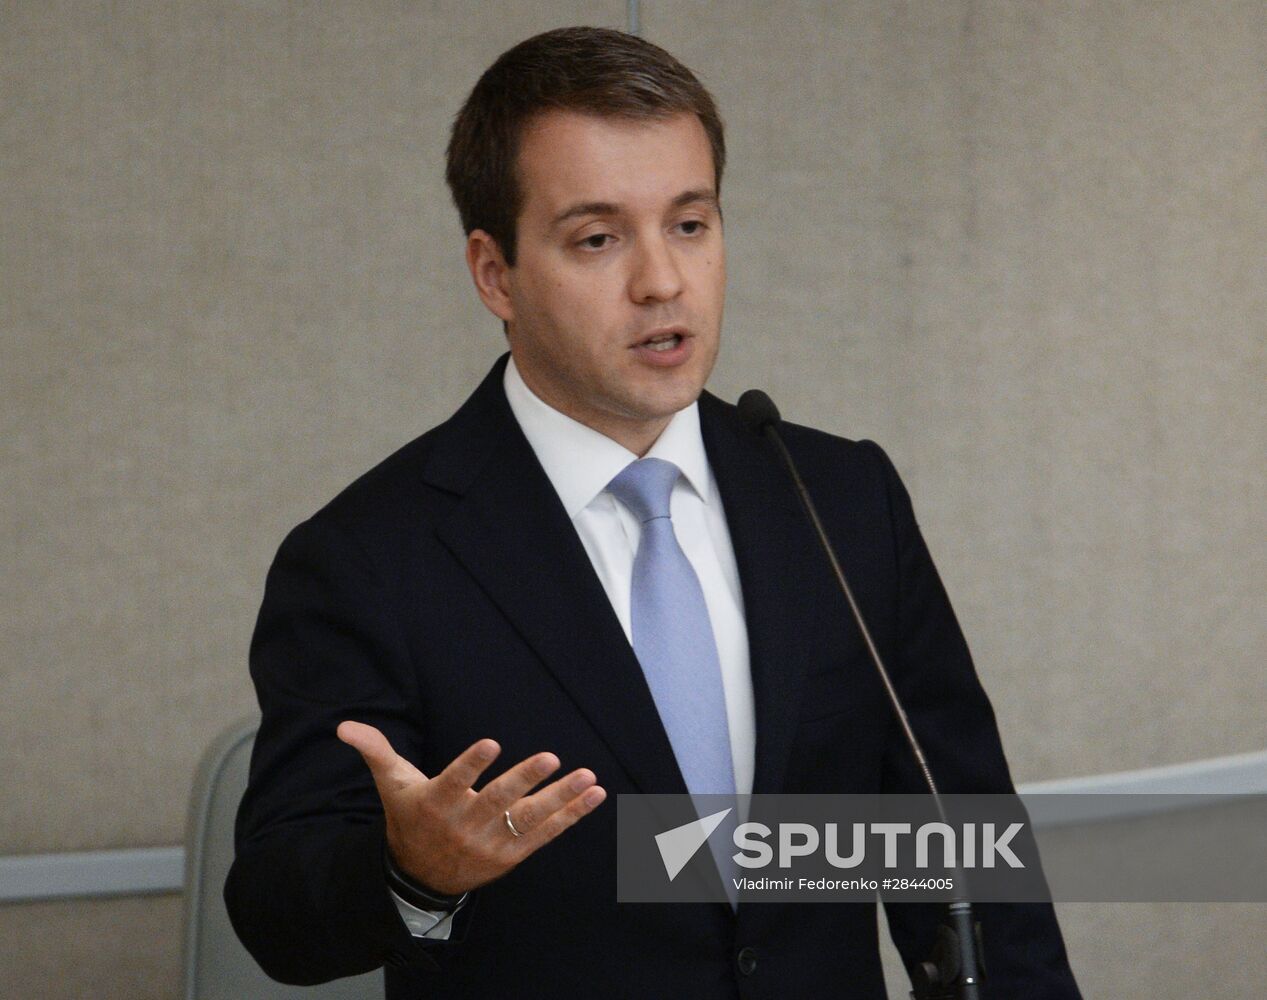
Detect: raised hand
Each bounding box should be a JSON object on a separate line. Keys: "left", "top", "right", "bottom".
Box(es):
{"left": 336, "top": 721, "right": 607, "bottom": 896}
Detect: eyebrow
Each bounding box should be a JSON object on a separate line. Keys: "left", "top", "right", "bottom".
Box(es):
{"left": 549, "top": 189, "right": 720, "bottom": 229}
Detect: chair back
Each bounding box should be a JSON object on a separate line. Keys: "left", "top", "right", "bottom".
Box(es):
{"left": 181, "top": 715, "right": 384, "bottom": 999}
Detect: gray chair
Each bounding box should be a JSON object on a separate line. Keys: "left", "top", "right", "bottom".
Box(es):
{"left": 181, "top": 715, "right": 384, "bottom": 1000}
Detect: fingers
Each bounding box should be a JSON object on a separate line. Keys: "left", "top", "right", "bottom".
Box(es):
{"left": 499, "top": 766, "right": 595, "bottom": 835}
{"left": 513, "top": 780, "right": 607, "bottom": 850}
{"left": 339, "top": 723, "right": 605, "bottom": 858}
{"left": 473, "top": 751, "right": 561, "bottom": 819}
{"left": 335, "top": 724, "right": 601, "bottom": 894}
{"left": 336, "top": 721, "right": 426, "bottom": 790}
{"left": 336, "top": 721, "right": 394, "bottom": 768}
{"left": 427, "top": 737, "right": 504, "bottom": 799}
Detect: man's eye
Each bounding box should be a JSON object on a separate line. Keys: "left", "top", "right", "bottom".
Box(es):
{"left": 579, "top": 233, "right": 613, "bottom": 249}
{"left": 678, "top": 220, "right": 705, "bottom": 235}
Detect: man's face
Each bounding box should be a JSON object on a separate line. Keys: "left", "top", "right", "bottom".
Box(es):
{"left": 479, "top": 110, "right": 725, "bottom": 453}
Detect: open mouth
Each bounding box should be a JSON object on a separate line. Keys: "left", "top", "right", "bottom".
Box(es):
{"left": 642, "top": 332, "right": 683, "bottom": 352}
{"left": 633, "top": 328, "right": 688, "bottom": 351}
{"left": 630, "top": 327, "right": 693, "bottom": 366}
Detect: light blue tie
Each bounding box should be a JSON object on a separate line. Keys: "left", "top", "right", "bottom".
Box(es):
{"left": 607, "top": 458, "right": 736, "bottom": 798}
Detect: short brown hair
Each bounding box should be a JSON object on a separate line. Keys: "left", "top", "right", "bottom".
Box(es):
{"left": 445, "top": 26, "right": 725, "bottom": 266}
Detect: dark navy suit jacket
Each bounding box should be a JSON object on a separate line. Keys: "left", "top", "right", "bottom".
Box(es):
{"left": 226, "top": 355, "right": 1080, "bottom": 998}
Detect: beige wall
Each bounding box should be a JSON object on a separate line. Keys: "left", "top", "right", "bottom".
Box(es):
{"left": 2, "top": 2, "right": 1262, "bottom": 996}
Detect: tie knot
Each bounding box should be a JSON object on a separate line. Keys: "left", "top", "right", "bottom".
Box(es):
{"left": 607, "top": 457, "right": 681, "bottom": 523}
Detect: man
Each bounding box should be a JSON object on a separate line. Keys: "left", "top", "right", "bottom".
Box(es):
{"left": 226, "top": 27, "right": 1081, "bottom": 998}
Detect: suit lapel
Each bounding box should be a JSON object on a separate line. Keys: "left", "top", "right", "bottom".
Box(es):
{"left": 699, "top": 393, "right": 828, "bottom": 796}
{"left": 422, "top": 358, "right": 689, "bottom": 796}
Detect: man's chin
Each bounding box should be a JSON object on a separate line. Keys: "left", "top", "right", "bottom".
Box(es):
{"left": 631, "top": 362, "right": 713, "bottom": 409}
{"left": 626, "top": 384, "right": 706, "bottom": 422}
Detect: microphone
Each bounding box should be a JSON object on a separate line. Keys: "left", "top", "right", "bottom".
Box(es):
{"left": 737, "top": 389, "right": 983, "bottom": 1000}
{"left": 736, "top": 389, "right": 781, "bottom": 434}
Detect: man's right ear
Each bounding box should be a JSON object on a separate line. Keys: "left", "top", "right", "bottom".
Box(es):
{"left": 465, "top": 230, "right": 514, "bottom": 324}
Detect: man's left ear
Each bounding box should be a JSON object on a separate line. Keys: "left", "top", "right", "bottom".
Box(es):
{"left": 465, "top": 230, "right": 513, "bottom": 324}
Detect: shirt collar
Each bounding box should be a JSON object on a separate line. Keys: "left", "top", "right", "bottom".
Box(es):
{"left": 503, "top": 355, "right": 713, "bottom": 519}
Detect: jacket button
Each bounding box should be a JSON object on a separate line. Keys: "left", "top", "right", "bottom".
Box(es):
{"left": 737, "top": 947, "right": 758, "bottom": 976}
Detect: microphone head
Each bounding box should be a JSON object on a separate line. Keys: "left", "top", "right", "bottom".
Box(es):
{"left": 737, "top": 389, "right": 782, "bottom": 434}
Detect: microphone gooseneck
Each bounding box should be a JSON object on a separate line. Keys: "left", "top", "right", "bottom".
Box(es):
{"left": 739, "top": 388, "right": 982, "bottom": 1000}
{"left": 739, "top": 390, "right": 944, "bottom": 804}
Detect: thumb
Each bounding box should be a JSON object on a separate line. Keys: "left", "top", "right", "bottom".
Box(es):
{"left": 337, "top": 721, "right": 426, "bottom": 791}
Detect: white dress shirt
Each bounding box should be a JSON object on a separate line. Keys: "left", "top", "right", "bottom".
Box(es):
{"left": 394, "top": 356, "right": 755, "bottom": 937}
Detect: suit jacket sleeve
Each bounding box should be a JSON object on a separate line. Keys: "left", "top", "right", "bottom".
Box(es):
{"left": 224, "top": 514, "right": 443, "bottom": 984}
{"left": 864, "top": 442, "right": 1082, "bottom": 998}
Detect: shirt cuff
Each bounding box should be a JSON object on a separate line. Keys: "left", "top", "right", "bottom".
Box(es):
{"left": 389, "top": 888, "right": 464, "bottom": 940}
{"left": 382, "top": 844, "right": 468, "bottom": 940}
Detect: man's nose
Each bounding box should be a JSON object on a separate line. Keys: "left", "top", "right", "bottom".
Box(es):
{"left": 629, "top": 235, "right": 684, "bottom": 304}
